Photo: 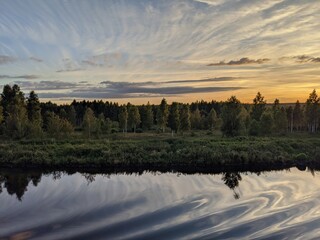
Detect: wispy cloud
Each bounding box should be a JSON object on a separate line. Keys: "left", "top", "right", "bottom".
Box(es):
{"left": 56, "top": 68, "right": 84, "bottom": 73}
{"left": 0, "top": 75, "right": 39, "bottom": 79}
{"left": 39, "top": 86, "right": 244, "bottom": 99}
{"left": 29, "top": 56, "right": 43, "bottom": 62}
{"left": 12, "top": 80, "right": 79, "bottom": 90}
{"left": 0, "top": 55, "right": 16, "bottom": 65}
{"left": 292, "top": 55, "right": 320, "bottom": 63}
{"left": 100, "top": 77, "right": 238, "bottom": 87}
{"left": 207, "top": 58, "right": 270, "bottom": 66}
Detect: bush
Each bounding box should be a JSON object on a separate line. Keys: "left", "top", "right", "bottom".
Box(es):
{"left": 295, "top": 153, "right": 308, "bottom": 162}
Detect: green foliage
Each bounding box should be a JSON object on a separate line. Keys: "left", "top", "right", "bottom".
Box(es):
{"left": 0, "top": 83, "right": 320, "bottom": 141}
{"left": 5, "top": 90, "right": 28, "bottom": 139}
{"left": 82, "top": 108, "right": 96, "bottom": 138}
{"left": 260, "top": 111, "right": 274, "bottom": 135}
{"left": 156, "top": 98, "right": 169, "bottom": 132}
{"left": 67, "top": 105, "right": 77, "bottom": 127}
{"left": 168, "top": 102, "right": 180, "bottom": 133}
{"left": 207, "top": 108, "right": 218, "bottom": 131}
{"left": 249, "top": 119, "right": 259, "bottom": 136}
{"left": 128, "top": 104, "right": 141, "bottom": 132}
{"left": 190, "top": 107, "right": 202, "bottom": 129}
{"left": 180, "top": 104, "right": 191, "bottom": 132}
{"left": 46, "top": 112, "right": 62, "bottom": 137}
{"left": 118, "top": 106, "right": 128, "bottom": 133}
{"left": 305, "top": 89, "right": 319, "bottom": 133}
{"left": 221, "top": 96, "right": 243, "bottom": 136}
{"left": 0, "top": 135, "right": 318, "bottom": 169}
{"left": 251, "top": 92, "right": 266, "bottom": 121}
{"left": 293, "top": 101, "right": 303, "bottom": 131}
{"left": 294, "top": 153, "right": 308, "bottom": 162}
{"left": 274, "top": 107, "right": 288, "bottom": 134}
{"left": 141, "top": 102, "right": 154, "bottom": 130}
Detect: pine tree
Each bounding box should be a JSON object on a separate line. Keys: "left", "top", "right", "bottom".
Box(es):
{"left": 251, "top": 92, "right": 266, "bottom": 121}
{"left": 26, "top": 91, "right": 43, "bottom": 138}
{"left": 221, "top": 96, "right": 243, "bottom": 136}
{"left": 305, "top": 89, "right": 319, "bottom": 133}
{"left": 168, "top": 102, "right": 180, "bottom": 133}
{"left": 180, "top": 104, "right": 191, "bottom": 132}
{"left": 156, "top": 98, "right": 169, "bottom": 132}
{"left": 141, "top": 102, "right": 153, "bottom": 130}
{"left": 293, "top": 100, "right": 303, "bottom": 131}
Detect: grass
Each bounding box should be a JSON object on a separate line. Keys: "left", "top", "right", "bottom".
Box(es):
{"left": 0, "top": 131, "right": 320, "bottom": 171}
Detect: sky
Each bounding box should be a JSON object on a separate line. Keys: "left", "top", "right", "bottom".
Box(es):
{"left": 0, "top": 0, "right": 319, "bottom": 104}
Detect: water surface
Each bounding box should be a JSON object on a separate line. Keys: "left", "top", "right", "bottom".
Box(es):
{"left": 0, "top": 168, "right": 319, "bottom": 239}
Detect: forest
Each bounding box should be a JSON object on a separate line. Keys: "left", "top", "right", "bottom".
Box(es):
{"left": 0, "top": 84, "right": 320, "bottom": 170}
{"left": 0, "top": 84, "right": 319, "bottom": 139}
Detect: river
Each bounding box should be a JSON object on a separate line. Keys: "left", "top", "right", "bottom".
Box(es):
{"left": 0, "top": 167, "right": 319, "bottom": 239}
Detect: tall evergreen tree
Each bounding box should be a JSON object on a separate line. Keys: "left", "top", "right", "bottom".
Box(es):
{"left": 250, "top": 92, "right": 266, "bottom": 121}
{"left": 293, "top": 100, "right": 303, "bottom": 131}
{"left": 141, "top": 102, "right": 153, "bottom": 130}
{"left": 221, "top": 96, "right": 243, "bottom": 136}
{"left": 305, "top": 89, "right": 319, "bottom": 133}
{"left": 168, "top": 102, "right": 180, "bottom": 133}
{"left": 180, "top": 104, "right": 191, "bottom": 132}
{"left": 26, "top": 91, "right": 43, "bottom": 138}
{"left": 156, "top": 98, "right": 169, "bottom": 132}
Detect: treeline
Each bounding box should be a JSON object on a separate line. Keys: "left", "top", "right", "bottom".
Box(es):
{"left": 0, "top": 84, "right": 319, "bottom": 139}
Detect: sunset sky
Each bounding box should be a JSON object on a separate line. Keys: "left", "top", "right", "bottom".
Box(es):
{"left": 0, "top": 0, "right": 319, "bottom": 104}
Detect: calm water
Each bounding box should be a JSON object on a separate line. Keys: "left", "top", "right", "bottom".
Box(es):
{"left": 1, "top": 168, "right": 320, "bottom": 239}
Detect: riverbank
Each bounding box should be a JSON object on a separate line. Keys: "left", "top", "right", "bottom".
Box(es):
{"left": 0, "top": 133, "right": 320, "bottom": 172}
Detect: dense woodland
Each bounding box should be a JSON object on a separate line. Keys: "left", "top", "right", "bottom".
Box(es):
{"left": 0, "top": 84, "right": 319, "bottom": 139}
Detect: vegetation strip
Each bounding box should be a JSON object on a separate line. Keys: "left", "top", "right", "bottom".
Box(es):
{"left": 0, "top": 136, "right": 319, "bottom": 170}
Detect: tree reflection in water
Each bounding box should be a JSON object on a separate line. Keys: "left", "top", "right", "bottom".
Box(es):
{"left": 222, "top": 172, "right": 242, "bottom": 199}
{"left": 0, "top": 167, "right": 318, "bottom": 201}
{"left": 0, "top": 171, "right": 42, "bottom": 201}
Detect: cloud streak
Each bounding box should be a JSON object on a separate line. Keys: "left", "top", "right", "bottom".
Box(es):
{"left": 0, "top": 75, "right": 39, "bottom": 79}
{"left": 207, "top": 58, "right": 270, "bottom": 66}
{"left": 293, "top": 55, "right": 320, "bottom": 63}
{"left": 39, "top": 86, "right": 244, "bottom": 99}
{"left": 12, "top": 80, "right": 79, "bottom": 90}
{"left": 0, "top": 55, "right": 16, "bottom": 65}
